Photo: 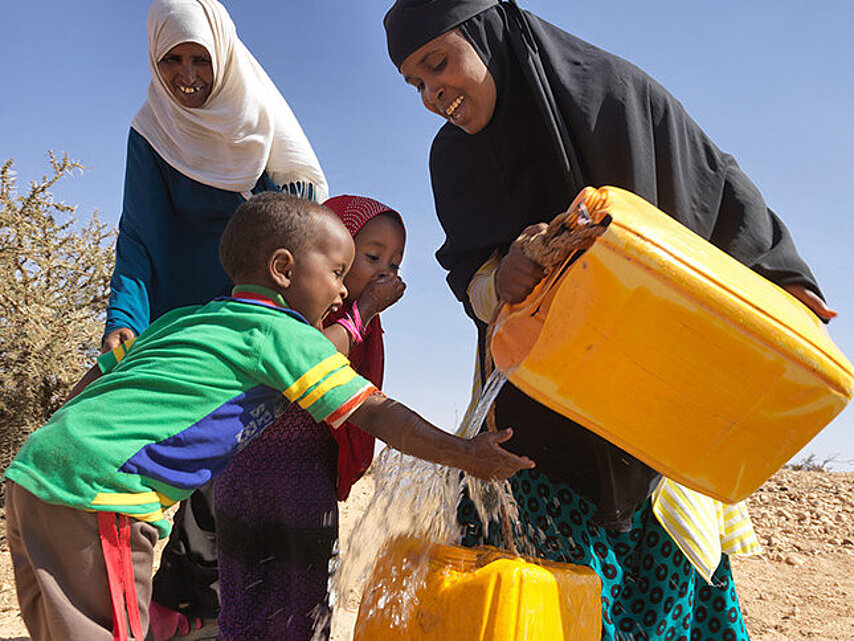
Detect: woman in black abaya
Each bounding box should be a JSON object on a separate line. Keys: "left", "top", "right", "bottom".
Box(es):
{"left": 384, "top": 1, "right": 835, "bottom": 639}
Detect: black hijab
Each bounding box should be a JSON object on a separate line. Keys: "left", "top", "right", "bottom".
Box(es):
{"left": 384, "top": 0, "right": 823, "bottom": 529}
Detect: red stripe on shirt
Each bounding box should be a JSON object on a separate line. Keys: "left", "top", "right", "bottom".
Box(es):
{"left": 326, "top": 385, "right": 382, "bottom": 429}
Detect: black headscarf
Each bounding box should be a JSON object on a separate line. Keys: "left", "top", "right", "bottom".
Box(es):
{"left": 384, "top": 0, "right": 823, "bottom": 529}
{"left": 384, "top": 0, "right": 499, "bottom": 68}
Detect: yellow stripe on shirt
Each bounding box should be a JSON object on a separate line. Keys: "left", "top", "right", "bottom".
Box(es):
{"left": 92, "top": 490, "right": 161, "bottom": 506}
{"left": 111, "top": 337, "right": 137, "bottom": 364}
{"left": 283, "top": 352, "right": 349, "bottom": 403}
{"left": 653, "top": 478, "right": 761, "bottom": 583}
{"left": 297, "top": 366, "right": 358, "bottom": 411}
{"left": 92, "top": 490, "right": 176, "bottom": 508}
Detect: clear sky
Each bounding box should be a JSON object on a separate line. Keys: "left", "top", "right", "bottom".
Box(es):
{"left": 2, "top": 1, "right": 852, "bottom": 469}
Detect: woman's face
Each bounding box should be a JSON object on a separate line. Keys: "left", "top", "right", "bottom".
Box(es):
{"left": 400, "top": 29, "right": 497, "bottom": 135}
{"left": 344, "top": 214, "right": 405, "bottom": 301}
{"left": 157, "top": 42, "right": 213, "bottom": 108}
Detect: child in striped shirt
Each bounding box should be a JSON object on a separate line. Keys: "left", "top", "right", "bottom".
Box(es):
{"left": 3, "top": 192, "right": 533, "bottom": 641}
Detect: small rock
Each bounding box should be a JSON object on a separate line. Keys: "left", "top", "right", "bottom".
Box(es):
{"left": 785, "top": 553, "right": 806, "bottom": 567}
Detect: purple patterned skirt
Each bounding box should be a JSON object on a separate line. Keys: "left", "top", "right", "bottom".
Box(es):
{"left": 215, "top": 405, "right": 338, "bottom": 640}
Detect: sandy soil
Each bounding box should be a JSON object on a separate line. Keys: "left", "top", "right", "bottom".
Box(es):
{"left": 2, "top": 469, "right": 852, "bottom": 640}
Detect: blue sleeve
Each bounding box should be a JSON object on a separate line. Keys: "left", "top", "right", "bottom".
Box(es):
{"left": 104, "top": 130, "right": 171, "bottom": 340}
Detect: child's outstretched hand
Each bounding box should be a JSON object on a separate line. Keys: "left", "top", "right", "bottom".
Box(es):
{"left": 462, "top": 428, "right": 536, "bottom": 480}
{"left": 349, "top": 396, "right": 534, "bottom": 482}
{"left": 359, "top": 274, "right": 406, "bottom": 320}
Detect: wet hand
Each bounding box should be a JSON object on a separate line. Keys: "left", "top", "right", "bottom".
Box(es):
{"left": 495, "top": 223, "right": 548, "bottom": 304}
{"left": 359, "top": 274, "right": 406, "bottom": 320}
{"left": 462, "top": 428, "right": 536, "bottom": 480}
{"left": 783, "top": 284, "right": 837, "bottom": 321}
{"left": 101, "top": 327, "right": 135, "bottom": 354}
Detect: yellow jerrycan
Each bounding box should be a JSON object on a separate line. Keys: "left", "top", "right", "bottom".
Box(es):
{"left": 354, "top": 537, "right": 602, "bottom": 640}
{"left": 491, "top": 186, "right": 853, "bottom": 504}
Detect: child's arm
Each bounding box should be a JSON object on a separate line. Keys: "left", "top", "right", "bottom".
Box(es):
{"left": 62, "top": 362, "right": 103, "bottom": 407}
{"left": 323, "top": 323, "right": 355, "bottom": 355}
{"left": 347, "top": 393, "right": 535, "bottom": 480}
{"left": 358, "top": 274, "right": 406, "bottom": 323}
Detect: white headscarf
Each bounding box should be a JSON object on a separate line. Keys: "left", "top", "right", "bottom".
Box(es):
{"left": 131, "top": 0, "right": 328, "bottom": 199}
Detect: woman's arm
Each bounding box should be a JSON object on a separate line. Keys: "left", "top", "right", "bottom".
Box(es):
{"left": 466, "top": 251, "right": 501, "bottom": 323}
{"left": 104, "top": 130, "right": 171, "bottom": 349}
{"left": 783, "top": 284, "right": 837, "bottom": 321}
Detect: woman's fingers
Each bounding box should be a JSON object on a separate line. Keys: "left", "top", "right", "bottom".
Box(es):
{"left": 101, "top": 328, "right": 135, "bottom": 354}
{"left": 784, "top": 284, "right": 838, "bottom": 321}
{"left": 496, "top": 244, "right": 546, "bottom": 303}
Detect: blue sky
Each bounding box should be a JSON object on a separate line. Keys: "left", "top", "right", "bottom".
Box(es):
{"left": 2, "top": 1, "right": 852, "bottom": 469}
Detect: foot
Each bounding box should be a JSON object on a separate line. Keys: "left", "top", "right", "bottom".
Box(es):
{"left": 150, "top": 601, "right": 218, "bottom": 641}
{"left": 171, "top": 616, "right": 218, "bottom": 640}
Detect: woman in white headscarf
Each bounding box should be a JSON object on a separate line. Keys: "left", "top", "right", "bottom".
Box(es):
{"left": 101, "top": 2, "right": 327, "bottom": 638}
{"left": 104, "top": 0, "right": 327, "bottom": 351}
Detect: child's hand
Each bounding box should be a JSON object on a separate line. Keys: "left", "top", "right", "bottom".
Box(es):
{"left": 359, "top": 274, "right": 406, "bottom": 320}
{"left": 462, "top": 428, "right": 536, "bottom": 480}
{"left": 495, "top": 223, "right": 548, "bottom": 303}
{"left": 349, "top": 396, "right": 534, "bottom": 480}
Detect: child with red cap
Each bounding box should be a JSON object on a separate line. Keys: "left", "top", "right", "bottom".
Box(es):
{"left": 214, "top": 195, "right": 407, "bottom": 640}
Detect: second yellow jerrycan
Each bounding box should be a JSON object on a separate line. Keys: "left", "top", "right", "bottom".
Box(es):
{"left": 491, "top": 186, "right": 854, "bottom": 504}
{"left": 354, "top": 537, "right": 602, "bottom": 640}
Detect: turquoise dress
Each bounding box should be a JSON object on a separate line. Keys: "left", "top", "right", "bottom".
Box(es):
{"left": 105, "top": 128, "right": 282, "bottom": 339}
{"left": 459, "top": 470, "right": 750, "bottom": 641}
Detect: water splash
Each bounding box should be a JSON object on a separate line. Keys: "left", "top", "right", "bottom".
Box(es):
{"left": 314, "top": 369, "right": 534, "bottom": 639}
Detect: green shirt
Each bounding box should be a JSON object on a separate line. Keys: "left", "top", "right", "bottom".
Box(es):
{"left": 5, "top": 286, "right": 376, "bottom": 536}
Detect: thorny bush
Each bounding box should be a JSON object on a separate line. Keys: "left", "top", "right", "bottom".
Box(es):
{"left": 0, "top": 153, "right": 115, "bottom": 485}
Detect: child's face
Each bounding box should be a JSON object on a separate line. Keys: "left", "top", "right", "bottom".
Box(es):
{"left": 157, "top": 42, "right": 213, "bottom": 108}
{"left": 344, "top": 214, "right": 406, "bottom": 301}
{"left": 285, "top": 216, "right": 355, "bottom": 327}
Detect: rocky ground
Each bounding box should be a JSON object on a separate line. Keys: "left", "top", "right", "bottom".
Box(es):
{"left": 1, "top": 469, "right": 852, "bottom": 640}
{"left": 728, "top": 469, "right": 854, "bottom": 640}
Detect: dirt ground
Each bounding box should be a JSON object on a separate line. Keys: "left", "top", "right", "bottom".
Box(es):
{"left": 1, "top": 469, "right": 852, "bottom": 640}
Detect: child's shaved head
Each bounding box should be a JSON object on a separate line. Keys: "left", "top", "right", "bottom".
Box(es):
{"left": 220, "top": 192, "right": 330, "bottom": 281}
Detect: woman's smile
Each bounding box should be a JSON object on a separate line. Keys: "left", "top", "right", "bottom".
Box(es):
{"left": 157, "top": 42, "right": 213, "bottom": 108}
{"left": 444, "top": 95, "right": 464, "bottom": 121}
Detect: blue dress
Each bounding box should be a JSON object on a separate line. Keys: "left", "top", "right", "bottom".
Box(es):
{"left": 105, "top": 128, "right": 280, "bottom": 339}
